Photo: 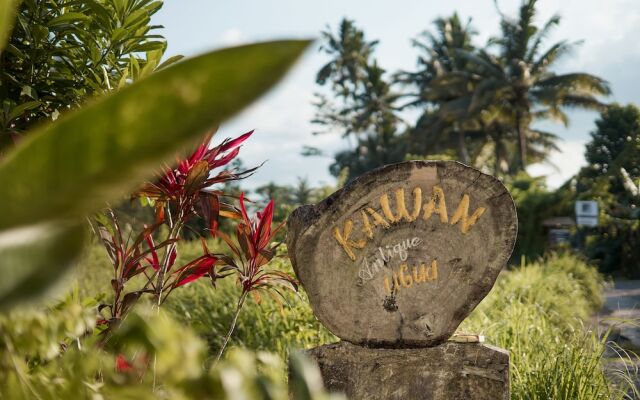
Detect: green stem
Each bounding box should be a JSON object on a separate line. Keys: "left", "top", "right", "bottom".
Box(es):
{"left": 154, "top": 208, "right": 183, "bottom": 307}
{"left": 215, "top": 291, "right": 248, "bottom": 363}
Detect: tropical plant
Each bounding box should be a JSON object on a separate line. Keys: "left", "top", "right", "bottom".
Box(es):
{"left": 396, "top": 13, "right": 485, "bottom": 165}
{"left": 90, "top": 129, "right": 299, "bottom": 348}
{"left": 574, "top": 104, "right": 640, "bottom": 276}
{"left": 313, "top": 18, "right": 404, "bottom": 180}
{"left": 215, "top": 193, "right": 297, "bottom": 361}
{"left": 0, "top": 0, "right": 177, "bottom": 151}
{"left": 89, "top": 137, "right": 236, "bottom": 330}
{"left": 463, "top": 0, "right": 610, "bottom": 171}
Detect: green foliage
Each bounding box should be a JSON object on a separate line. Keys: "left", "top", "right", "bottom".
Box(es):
{"left": 0, "top": 0, "right": 19, "bottom": 56}
{"left": 506, "top": 172, "right": 573, "bottom": 261}
{"left": 0, "top": 300, "right": 341, "bottom": 399}
{"left": 462, "top": 253, "right": 637, "bottom": 399}
{"left": 0, "top": 221, "right": 86, "bottom": 309}
{"left": 0, "top": 0, "right": 173, "bottom": 146}
{"left": 575, "top": 104, "right": 640, "bottom": 276}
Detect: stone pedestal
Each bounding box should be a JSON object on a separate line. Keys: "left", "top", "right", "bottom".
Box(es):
{"left": 307, "top": 341, "right": 509, "bottom": 400}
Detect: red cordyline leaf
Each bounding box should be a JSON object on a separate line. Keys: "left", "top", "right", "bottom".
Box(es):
{"left": 173, "top": 255, "right": 217, "bottom": 287}
{"left": 115, "top": 354, "right": 133, "bottom": 373}
{"left": 255, "top": 200, "right": 274, "bottom": 249}
{"left": 144, "top": 234, "right": 160, "bottom": 271}
{"left": 238, "top": 192, "right": 250, "bottom": 224}
{"left": 139, "top": 130, "right": 254, "bottom": 203}
{"left": 143, "top": 232, "right": 178, "bottom": 272}
{"left": 218, "top": 130, "right": 253, "bottom": 153}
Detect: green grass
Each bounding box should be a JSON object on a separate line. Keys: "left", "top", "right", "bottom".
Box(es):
{"left": 73, "top": 243, "right": 637, "bottom": 398}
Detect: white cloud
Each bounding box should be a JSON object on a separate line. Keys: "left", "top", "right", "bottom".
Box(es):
{"left": 528, "top": 140, "right": 587, "bottom": 189}
{"left": 220, "top": 28, "right": 248, "bottom": 46}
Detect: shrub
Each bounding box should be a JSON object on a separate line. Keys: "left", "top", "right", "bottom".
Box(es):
{"left": 0, "top": 299, "right": 343, "bottom": 399}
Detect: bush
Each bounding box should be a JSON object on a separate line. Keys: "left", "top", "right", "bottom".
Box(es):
{"left": 0, "top": 299, "right": 342, "bottom": 399}
{"left": 505, "top": 173, "right": 574, "bottom": 262}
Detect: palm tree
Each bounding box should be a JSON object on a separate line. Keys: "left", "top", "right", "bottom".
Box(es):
{"left": 396, "top": 14, "right": 481, "bottom": 163}
{"left": 292, "top": 177, "right": 314, "bottom": 205}
{"left": 314, "top": 19, "right": 404, "bottom": 180}
{"left": 462, "top": 0, "right": 610, "bottom": 171}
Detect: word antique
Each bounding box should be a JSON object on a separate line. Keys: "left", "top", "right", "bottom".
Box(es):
{"left": 333, "top": 185, "right": 486, "bottom": 261}
{"left": 357, "top": 237, "right": 422, "bottom": 284}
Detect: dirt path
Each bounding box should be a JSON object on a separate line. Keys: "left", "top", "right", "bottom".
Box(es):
{"left": 599, "top": 280, "right": 640, "bottom": 350}
{"left": 597, "top": 280, "right": 640, "bottom": 398}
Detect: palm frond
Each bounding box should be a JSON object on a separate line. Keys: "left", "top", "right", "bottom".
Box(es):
{"left": 526, "top": 14, "right": 561, "bottom": 63}
{"left": 531, "top": 40, "right": 578, "bottom": 75}
{"left": 536, "top": 73, "right": 611, "bottom": 96}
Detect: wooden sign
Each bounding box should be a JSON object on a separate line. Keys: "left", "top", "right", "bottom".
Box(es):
{"left": 287, "top": 161, "right": 517, "bottom": 347}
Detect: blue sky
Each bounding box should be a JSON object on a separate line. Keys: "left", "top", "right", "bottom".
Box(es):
{"left": 154, "top": 0, "right": 640, "bottom": 189}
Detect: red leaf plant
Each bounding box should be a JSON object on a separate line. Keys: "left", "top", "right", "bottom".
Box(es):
{"left": 214, "top": 192, "right": 298, "bottom": 361}
{"left": 134, "top": 129, "right": 257, "bottom": 306}
{"left": 91, "top": 130, "right": 254, "bottom": 335}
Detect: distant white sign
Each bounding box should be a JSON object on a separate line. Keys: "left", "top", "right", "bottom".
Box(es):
{"left": 575, "top": 201, "right": 598, "bottom": 227}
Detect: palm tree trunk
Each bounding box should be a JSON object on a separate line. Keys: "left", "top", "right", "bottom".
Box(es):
{"left": 494, "top": 135, "right": 501, "bottom": 177}
{"left": 515, "top": 111, "right": 527, "bottom": 171}
{"left": 455, "top": 124, "right": 470, "bottom": 164}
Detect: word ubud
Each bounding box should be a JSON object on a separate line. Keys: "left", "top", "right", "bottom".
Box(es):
{"left": 384, "top": 259, "right": 438, "bottom": 295}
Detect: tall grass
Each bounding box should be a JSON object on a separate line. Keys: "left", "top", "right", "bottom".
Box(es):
{"left": 461, "top": 253, "right": 637, "bottom": 399}
{"left": 165, "top": 260, "right": 336, "bottom": 361}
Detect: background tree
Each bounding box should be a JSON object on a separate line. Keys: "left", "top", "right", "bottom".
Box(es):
{"left": 396, "top": 14, "right": 483, "bottom": 164}
{"left": 575, "top": 104, "right": 640, "bottom": 276}
{"left": 313, "top": 19, "right": 404, "bottom": 180}
{"left": 466, "top": 0, "right": 610, "bottom": 171}
{"left": 582, "top": 104, "right": 640, "bottom": 206}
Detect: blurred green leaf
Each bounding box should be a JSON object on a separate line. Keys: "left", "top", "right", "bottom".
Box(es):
{"left": 47, "top": 12, "right": 91, "bottom": 27}
{"left": 0, "top": 0, "right": 20, "bottom": 55}
{"left": 0, "top": 221, "right": 86, "bottom": 309}
{"left": 0, "top": 40, "right": 311, "bottom": 231}
{"left": 289, "top": 351, "right": 345, "bottom": 400}
{"left": 8, "top": 100, "right": 41, "bottom": 121}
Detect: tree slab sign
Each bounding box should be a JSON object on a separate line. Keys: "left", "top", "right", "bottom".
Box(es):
{"left": 287, "top": 161, "right": 517, "bottom": 347}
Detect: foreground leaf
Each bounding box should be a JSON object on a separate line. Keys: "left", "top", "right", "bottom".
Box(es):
{"left": 0, "top": 39, "right": 311, "bottom": 230}
{"left": 0, "top": 221, "right": 86, "bottom": 309}
{"left": 0, "top": 0, "right": 20, "bottom": 55}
